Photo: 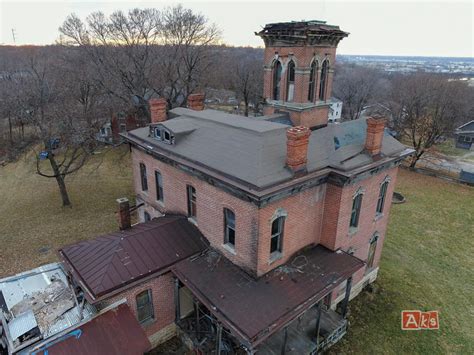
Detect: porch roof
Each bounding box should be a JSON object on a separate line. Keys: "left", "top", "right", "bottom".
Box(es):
{"left": 172, "top": 245, "right": 364, "bottom": 348}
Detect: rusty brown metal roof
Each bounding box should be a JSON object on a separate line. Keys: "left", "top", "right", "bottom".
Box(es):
{"left": 60, "top": 215, "right": 208, "bottom": 301}
{"left": 32, "top": 303, "right": 151, "bottom": 355}
{"left": 173, "top": 245, "right": 364, "bottom": 348}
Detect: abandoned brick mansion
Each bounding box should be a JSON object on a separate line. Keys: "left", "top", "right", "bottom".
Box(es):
{"left": 56, "top": 21, "right": 412, "bottom": 354}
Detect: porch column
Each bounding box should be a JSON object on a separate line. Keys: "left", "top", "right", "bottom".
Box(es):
{"left": 174, "top": 278, "right": 181, "bottom": 322}
{"left": 315, "top": 299, "right": 323, "bottom": 353}
{"left": 194, "top": 298, "right": 200, "bottom": 338}
{"left": 281, "top": 326, "right": 288, "bottom": 355}
{"left": 216, "top": 323, "right": 223, "bottom": 354}
{"left": 341, "top": 276, "right": 353, "bottom": 318}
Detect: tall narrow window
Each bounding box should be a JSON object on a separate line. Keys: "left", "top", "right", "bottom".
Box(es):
{"left": 272, "top": 61, "right": 282, "bottom": 100}
{"left": 376, "top": 181, "right": 389, "bottom": 214}
{"left": 187, "top": 185, "right": 196, "bottom": 219}
{"left": 319, "top": 60, "right": 329, "bottom": 101}
{"left": 270, "top": 216, "right": 284, "bottom": 255}
{"left": 286, "top": 60, "right": 295, "bottom": 102}
{"left": 136, "top": 289, "right": 154, "bottom": 324}
{"left": 224, "top": 208, "right": 236, "bottom": 248}
{"left": 367, "top": 236, "right": 378, "bottom": 269}
{"left": 308, "top": 60, "right": 318, "bottom": 101}
{"left": 350, "top": 193, "right": 363, "bottom": 228}
{"left": 155, "top": 171, "right": 164, "bottom": 202}
{"left": 139, "top": 163, "right": 148, "bottom": 191}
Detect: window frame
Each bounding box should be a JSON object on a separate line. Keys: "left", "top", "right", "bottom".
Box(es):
{"left": 136, "top": 289, "right": 154, "bottom": 324}
{"left": 308, "top": 60, "right": 318, "bottom": 102}
{"left": 272, "top": 60, "right": 283, "bottom": 100}
{"left": 119, "top": 123, "right": 127, "bottom": 133}
{"left": 144, "top": 211, "right": 151, "bottom": 222}
{"left": 223, "top": 208, "right": 236, "bottom": 248}
{"left": 186, "top": 185, "right": 197, "bottom": 219}
{"left": 286, "top": 60, "right": 296, "bottom": 102}
{"left": 376, "top": 180, "right": 389, "bottom": 215}
{"left": 270, "top": 216, "right": 285, "bottom": 256}
{"left": 367, "top": 235, "right": 378, "bottom": 269}
{"left": 139, "top": 163, "right": 148, "bottom": 192}
{"left": 155, "top": 170, "right": 164, "bottom": 202}
{"left": 319, "top": 59, "right": 329, "bottom": 101}
{"left": 350, "top": 192, "right": 363, "bottom": 229}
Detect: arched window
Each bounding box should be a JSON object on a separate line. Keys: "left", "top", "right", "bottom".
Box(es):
{"left": 224, "top": 208, "right": 236, "bottom": 248}
{"left": 319, "top": 59, "right": 329, "bottom": 101}
{"left": 270, "top": 216, "right": 285, "bottom": 255}
{"left": 286, "top": 60, "right": 295, "bottom": 102}
{"left": 376, "top": 181, "right": 389, "bottom": 214}
{"left": 308, "top": 60, "right": 318, "bottom": 101}
{"left": 272, "top": 61, "right": 282, "bottom": 100}
{"left": 350, "top": 191, "right": 363, "bottom": 228}
{"left": 367, "top": 234, "right": 379, "bottom": 269}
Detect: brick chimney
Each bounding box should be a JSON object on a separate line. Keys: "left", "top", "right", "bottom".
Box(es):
{"left": 187, "top": 93, "right": 205, "bottom": 111}
{"left": 365, "top": 116, "right": 386, "bottom": 156}
{"left": 117, "top": 197, "right": 131, "bottom": 230}
{"left": 149, "top": 98, "right": 167, "bottom": 123}
{"left": 286, "top": 126, "right": 311, "bottom": 172}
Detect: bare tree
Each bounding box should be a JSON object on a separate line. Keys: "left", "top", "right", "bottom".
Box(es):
{"left": 333, "top": 64, "right": 382, "bottom": 120}
{"left": 230, "top": 56, "right": 263, "bottom": 116}
{"left": 58, "top": 5, "right": 220, "bottom": 115}
{"left": 388, "top": 73, "right": 471, "bottom": 167}
{"left": 7, "top": 47, "right": 112, "bottom": 206}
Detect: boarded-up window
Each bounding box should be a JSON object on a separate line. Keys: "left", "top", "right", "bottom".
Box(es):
{"left": 367, "top": 236, "right": 378, "bottom": 269}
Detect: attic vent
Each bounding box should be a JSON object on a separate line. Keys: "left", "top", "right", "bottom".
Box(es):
{"left": 153, "top": 127, "right": 174, "bottom": 144}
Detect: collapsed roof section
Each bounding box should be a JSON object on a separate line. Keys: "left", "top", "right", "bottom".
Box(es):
{"left": 256, "top": 20, "right": 349, "bottom": 47}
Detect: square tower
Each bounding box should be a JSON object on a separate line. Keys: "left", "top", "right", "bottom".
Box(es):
{"left": 256, "top": 21, "right": 348, "bottom": 128}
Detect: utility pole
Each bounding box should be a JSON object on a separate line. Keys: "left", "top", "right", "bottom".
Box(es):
{"left": 11, "top": 28, "right": 16, "bottom": 44}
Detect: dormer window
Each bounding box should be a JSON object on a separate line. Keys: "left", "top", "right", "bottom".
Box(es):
{"left": 153, "top": 126, "right": 174, "bottom": 144}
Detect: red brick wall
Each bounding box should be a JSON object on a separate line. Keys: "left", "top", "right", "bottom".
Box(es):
{"left": 256, "top": 184, "right": 326, "bottom": 275}
{"left": 132, "top": 148, "right": 399, "bottom": 281}
{"left": 132, "top": 148, "right": 260, "bottom": 273}
{"left": 97, "top": 273, "right": 175, "bottom": 339}
{"left": 321, "top": 167, "right": 399, "bottom": 284}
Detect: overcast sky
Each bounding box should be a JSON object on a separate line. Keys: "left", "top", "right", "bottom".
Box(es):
{"left": 1, "top": 0, "right": 473, "bottom": 57}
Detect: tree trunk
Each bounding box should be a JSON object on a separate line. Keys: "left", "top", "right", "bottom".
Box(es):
{"left": 55, "top": 174, "right": 72, "bottom": 207}
{"left": 48, "top": 155, "right": 72, "bottom": 207}
{"left": 8, "top": 116, "right": 13, "bottom": 145}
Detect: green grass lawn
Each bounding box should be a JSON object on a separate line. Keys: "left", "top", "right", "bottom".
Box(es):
{"left": 0, "top": 145, "right": 134, "bottom": 277}
{"left": 330, "top": 169, "right": 474, "bottom": 354}
{"left": 433, "top": 140, "right": 467, "bottom": 157}
{"left": 1, "top": 149, "right": 472, "bottom": 354}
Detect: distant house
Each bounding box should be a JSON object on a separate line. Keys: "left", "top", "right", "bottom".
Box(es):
{"left": 328, "top": 98, "right": 343, "bottom": 123}
{"left": 454, "top": 120, "right": 474, "bottom": 150}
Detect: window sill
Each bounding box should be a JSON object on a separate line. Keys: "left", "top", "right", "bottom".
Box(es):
{"left": 139, "top": 318, "right": 156, "bottom": 328}
{"left": 348, "top": 227, "right": 359, "bottom": 236}
{"left": 156, "top": 200, "right": 165, "bottom": 208}
{"left": 222, "top": 243, "right": 236, "bottom": 255}
{"left": 269, "top": 251, "right": 283, "bottom": 264}
{"left": 374, "top": 213, "right": 384, "bottom": 222}
{"left": 187, "top": 217, "right": 198, "bottom": 226}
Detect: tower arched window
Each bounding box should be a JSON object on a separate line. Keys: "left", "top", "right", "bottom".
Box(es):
{"left": 308, "top": 60, "right": 318, "bottom": 101}
{"left": 319, "top": 59, "right": 329, "bottom": 101}
{"left": 272, "top": 61, "right": 282, "bottom": 100}
{"left": 286, "top": 60, "right": 295, "bottom": 102}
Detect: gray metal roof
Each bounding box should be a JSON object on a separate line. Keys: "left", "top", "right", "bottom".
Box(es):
{"left": 126, "top": 108, "right": 407, "bottom": 189}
